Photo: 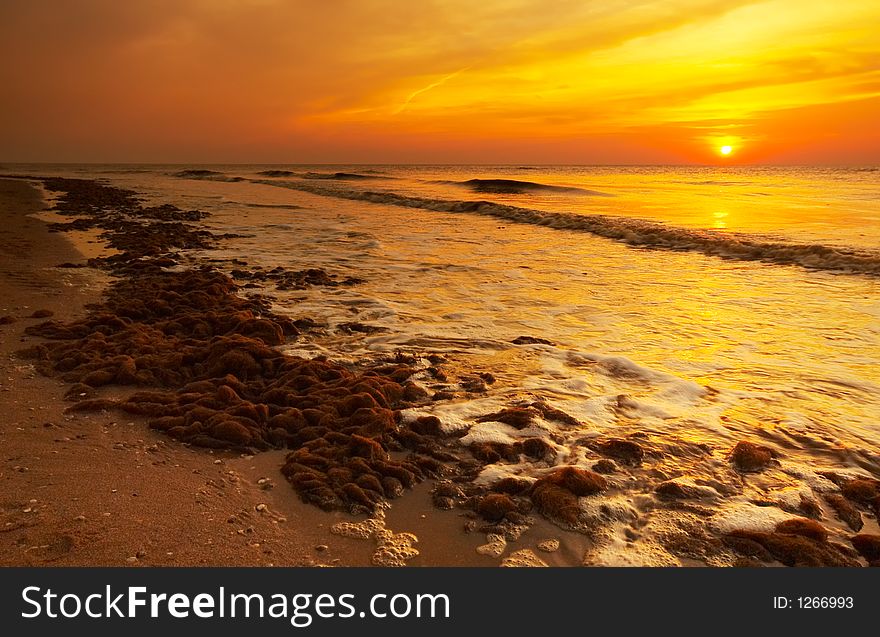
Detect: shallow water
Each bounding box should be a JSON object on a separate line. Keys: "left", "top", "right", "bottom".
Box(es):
{"left": 7, "top": 163, "right": 880, "bottom": 565}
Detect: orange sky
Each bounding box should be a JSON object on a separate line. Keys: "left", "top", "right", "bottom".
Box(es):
{"left": 1, "top": 0, "right": 878, "bottom": 164}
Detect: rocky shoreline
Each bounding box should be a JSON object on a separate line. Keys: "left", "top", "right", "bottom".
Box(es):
{"left": 8, "top": 176, "right": 880, "bottom": 567}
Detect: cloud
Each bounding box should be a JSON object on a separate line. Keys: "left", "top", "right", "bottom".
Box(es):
{"left": 0, "top": 0, "right": 878, "bottom": 162}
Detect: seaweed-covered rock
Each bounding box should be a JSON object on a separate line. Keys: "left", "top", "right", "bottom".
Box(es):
{"left": 729, "top": 441, "right": 776, "bottom": 472}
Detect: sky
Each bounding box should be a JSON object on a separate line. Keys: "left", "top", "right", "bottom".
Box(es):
{"left": 1, "top": 0, "right": 878, "bottom": 164}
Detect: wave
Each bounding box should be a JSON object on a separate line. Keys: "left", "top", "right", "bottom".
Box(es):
{"left": 253, "top": 179, "right": 880, "bottom": 277}
{"left": 173, "top": 169, "right": 223, "bottom": 178}
{"left": 242, "top": 202, "right": 304, "bottom": 210}
{"left": 96, "top": 168, "right": 157, "bottom": 174}
{"left": 256, "top": 170, "right": 297, "bottom": 177}
{"left": 443, "top": 178, "right": 612, "bottom": 196}
{"left": 302, "top": 172, "right": 389, "bottom": 181}
{"left": 173, "top": 169, "right": 244, "bottom": 182}
{"left": 257, "top": 169, "right": 392, "bottom": 179}
{"left": 686, "top": 180, "right": 755, "bottom": 186}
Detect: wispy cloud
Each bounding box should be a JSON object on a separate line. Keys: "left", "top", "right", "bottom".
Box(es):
{"left": 394, "top": 68, "right": 469, "bottom": 114}
{"left": 0, "top": 0, "right": 877, "bottom": 162}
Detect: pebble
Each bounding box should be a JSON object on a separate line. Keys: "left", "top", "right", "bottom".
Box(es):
{"left": 315, "top": 545, "right": 328, "bottom": 552}
{"left": 255, "top": 504, "right": 268, "bottom": 512}
{"left": 125, "top": 556, "right": 138, "bottom": 563}
{"left": 74, "top": 515, "right": 86, "bottom": 522}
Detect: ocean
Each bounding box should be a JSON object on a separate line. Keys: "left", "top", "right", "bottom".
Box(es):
{"left": 9, "top": 163, "right": 880, "bottom": 565}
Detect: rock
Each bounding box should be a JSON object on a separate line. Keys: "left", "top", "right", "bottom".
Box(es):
{"left": 824, "top": 494, "right": 863, "bottom": 532}
{"left": 655, "top": 480, "right": 704, "bottom": 500}
{"left": 476, "top": 407, "right": 540, "bottom": 429}
{"left": 850, "top": 534, "right": 880, "bottom": 562}
{"left": 594, "top": 438, "right": 644, "bottom": 466}
{"left": 775, "top": 518, "right": 828, "bottom": 542}
{"left": 724, "top": 530, "right": 859, "bottom": 567}
{"left": 257, "top": 478, "right": 274, "bottom": 490}
{"left": 841, "top": 478, "right": 880, "bottom": 503}
{"left": 510, "top": 336, "right": 554, "bottom": 346}
{"left": 476, "top": 494, "right": 517, "bottom": 521}
{"left": 531, "top": 467, "right": 607, "bottom": 525}
{"left": 492, "top": 477, "right": 532, "bottom": 495}
{"left": 729, "top": 441, "right": 776, "bottom": 472}
{"left": 591, "top": 459, "right": 617, "bottom": 474}
{"left": 410, "top": 415, "right": 442, "bottom": 435}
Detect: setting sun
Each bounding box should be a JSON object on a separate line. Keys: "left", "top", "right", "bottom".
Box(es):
{"left": 720, "top": 145, "right": 733, "bottom": 156}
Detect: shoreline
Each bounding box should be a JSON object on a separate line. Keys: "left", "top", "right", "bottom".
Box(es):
{"left": 0, "top": 178, "right": 368, "bottom": 566}
{"left": 2, "top": 175, "right": 878, "bottom": 568}
{"left": 0, "top": 176, "right": 533, "bottom": 567}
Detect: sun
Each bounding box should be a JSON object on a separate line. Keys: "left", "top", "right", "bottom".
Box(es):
{"left": 720, "top": 145, "right": 733, "bottom": 156}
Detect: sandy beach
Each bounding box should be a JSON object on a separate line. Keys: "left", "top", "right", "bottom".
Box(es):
{"left": 0, "top": 177, "right": 368, "bottom": 566}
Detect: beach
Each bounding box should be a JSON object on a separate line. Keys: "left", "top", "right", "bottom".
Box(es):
{"left": 0, "top": 177, "right": 364, "bottom": 567}
{"left": 1, "top": 169, "right": 878, "bottom": 568}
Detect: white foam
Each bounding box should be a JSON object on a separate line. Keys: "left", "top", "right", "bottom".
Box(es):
{"left": 587, "top": 536, "right": 681, "bottom": 567}
{"left": 568, "top": 351, "right": 671, "bottom": 383}
{"left": 399, "top": 397, "right": 507, "bottom": 435}
{"left": 537, "top": 539, "right": 560, "bottom": 552}
{"left": 710, "top": 503, "right": 795, "bottom": 534}
{"left": 501, "top": 549, "right": 548, "bottom": 567}
{"left": 460, "top": 421, "right": 519, "bottom": 446}
{"left": 578, "top": 495, "right": 640, "bottom": 527}
{"left": 330, "top": 511, "right": 419, "bottom": 567}
{"left": 778, "top": 462, "right": 841, "bottom": 493}
{"left": 473, "top": 464, "right": 537, "bottom": 486}
{"left": 476, "top": 534, "right": 507, "bottom": 557}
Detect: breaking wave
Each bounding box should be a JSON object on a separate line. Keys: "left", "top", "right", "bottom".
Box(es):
{"left": 302, "top": 172, "right": 390, "bottom": 181}
{"left": 253, "top": 179, "right": 880, "bottom": 277}
{"left": 256, "top": 170, "right": 297, "bottom": 177}
{"left": 172, "top": 169, "right": 244, "bottom": 182}
{"left": 442, "top": 178, "right": 612, "bottom": 196}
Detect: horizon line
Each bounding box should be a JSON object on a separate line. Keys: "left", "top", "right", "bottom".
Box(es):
{"left": 2, "top": 161, "right": 878, "bottom": 169}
